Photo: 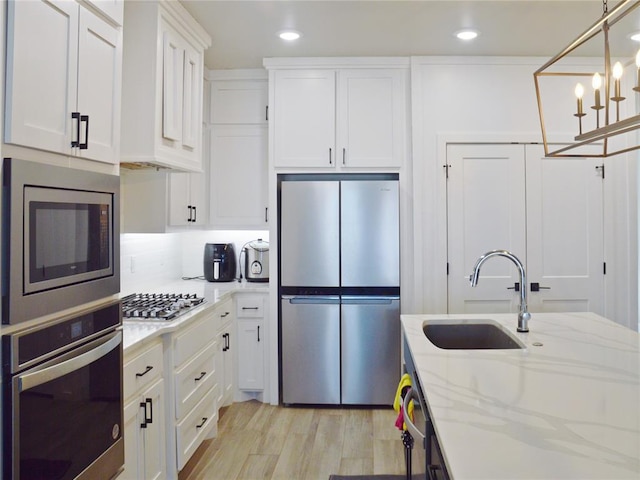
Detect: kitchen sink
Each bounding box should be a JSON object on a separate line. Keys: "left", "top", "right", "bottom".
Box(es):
{"left": 423, "top": 320, "right": 525, "bottom": 350}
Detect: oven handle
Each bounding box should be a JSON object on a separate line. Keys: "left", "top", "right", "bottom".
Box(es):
{"left": 403, "top": 387, "right": 426, "bottom": 444}
{"left": 18, "top": 330, "right": 122, "bottom": 392}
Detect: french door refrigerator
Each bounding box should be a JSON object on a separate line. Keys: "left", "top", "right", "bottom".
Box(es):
{"left": 279, "top": 174, "right": 400, "bottom": 405}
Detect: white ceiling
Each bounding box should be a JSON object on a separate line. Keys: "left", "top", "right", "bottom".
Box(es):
{"left": 179, "top": 0, "right": 608, "bottom": 70}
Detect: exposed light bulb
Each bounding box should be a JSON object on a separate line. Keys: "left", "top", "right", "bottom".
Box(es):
{"left": 592, "top": 72, "right": 602, "bottom": 90}
{"left": 575, "top": 83, "right": 584, "bottom": 99}
{"left": 613, "top": 61, "right": 624, "bottom": 80}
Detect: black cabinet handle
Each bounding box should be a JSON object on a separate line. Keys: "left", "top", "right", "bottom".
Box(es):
{"left": 220, "top": 312, "right": 229, "bottom": 318}
{"left": 194, "top": 371, "right": 206, "bottom": 382}
{"left": 140, "top": 398, "right": 153, "bottom": 428}
{"left": 223, "top": 332, "right": 230, "bottom": 351}
{"left": 342, "top": 148, "right": 346, "bottom": 165}
{"left": 79, "top": 114, "right": 89, "bottom": 149}
{"left": 257, "top": 325, "right": 260, "bottom": 342}
{"left": 530, "top": 282, "right": 551, "bottom": 292}
{"left": 196, "top": 417, "right": 208, "bottom": 429}
{"left": 226, "top": 332, "right": 230, "bottom": 351}
{"left": 265, "top": 207, "right": 268, "bottom": 223}
{"left": 242, "top": 307, "right": 259, "bottom": 310}
{"left": 193, "top": 206, "right": 197, "bottom": 223}
{"left": 187, "top": 205, "right": 192, "bottom": 222}
{"left": 329, "top": 148, "right": 332, "bottom": 165}
{"left": 507, "top": 282, "right": 520, "bottom": 292}
{"left": 265, "top": 105, "right": 268, "bottom": 121}
{"left": 71, "top": 112, "right": 80, "bottom": 147}
{"left": 135, "top": 365, "right": 153, "bottom": 377}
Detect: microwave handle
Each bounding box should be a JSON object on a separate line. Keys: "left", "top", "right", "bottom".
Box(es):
{"left": 403, "top": 387, "right": 426, "bottom": 445}
{"left": 18, "top": 331, "right": 121, "bottom": 392}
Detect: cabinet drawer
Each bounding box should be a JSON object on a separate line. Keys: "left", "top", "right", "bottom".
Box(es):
{"left": 123, "top": 342, "right": 163, "bottom": 400}
{"left": 176, "top": 386, "right": 217, "bottom": 470}
{"left": 175, "top": 342, "right": 217, "bottom": 420}
{"left": 173, "top": 313, "right": 216, "bottom": 367}
{"left": 236, "top": 295, "right": 264, "bottom": 318}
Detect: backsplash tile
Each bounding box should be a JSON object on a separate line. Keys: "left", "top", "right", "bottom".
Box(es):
{"left": 120, "top": 230, "right": 269, "bottom": 294}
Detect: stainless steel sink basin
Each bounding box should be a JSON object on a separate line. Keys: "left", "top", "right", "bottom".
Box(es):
{"left": 423, "top": 320, "right": 525, "bottom": 350}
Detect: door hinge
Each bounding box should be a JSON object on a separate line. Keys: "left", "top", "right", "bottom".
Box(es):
{"left": 443, "top": 164, "right": 451, "bottom": 179}
{"left": 603, "top": 262, "right": 606, "bottom": 275}
{"left": 596, "top": 164, "right": 605, "bottom": 179}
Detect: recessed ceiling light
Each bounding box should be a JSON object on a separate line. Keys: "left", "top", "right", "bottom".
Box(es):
{"left": 455, "top": 29, "right": 479, "bottom": 41}
{"left": 630, "top": 31, "right": 640, "bottom": 42}
{"left": 278, "top": 30, "right": 302, "bottom": 41}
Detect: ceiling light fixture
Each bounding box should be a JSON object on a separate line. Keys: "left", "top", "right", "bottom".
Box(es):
{"left": 534, "top": 0, "right": 640, "bottom": 158}
{"left": 278, "top": 30, "right": 301, "bottom": 41}
{"left": 455, "top": 30, "right": 478, "bottom": 41}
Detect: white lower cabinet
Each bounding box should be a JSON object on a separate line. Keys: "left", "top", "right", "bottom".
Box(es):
{"left": 166, "top": 306, "right": 220, "bottom": 475}
{"left": 122, "top": 340, "right": 167, "bottom": 480}
{"left": 215, "top": 300, "right": 235, "bottom": 407}
{"left": 235, "top": 294, "right": 266, "bottom": 391}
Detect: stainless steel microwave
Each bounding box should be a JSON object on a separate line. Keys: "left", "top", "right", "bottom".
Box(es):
{"left": 2, "top": 158, "right": 120, "bottom": 325}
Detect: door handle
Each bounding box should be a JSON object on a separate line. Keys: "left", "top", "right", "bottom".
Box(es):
{"left": 71, "top": 112, "right": 80, "bottom": 147}
{"left": 140, "top": 398, "right": 153, "bottom": 428}
{"left": 507, "top": 282, "right": 520, "bottom": 292}
{"left": 530, "top": 282, "right": 551, "bottom": 292}
{"left": 79, "top": 114, "right": 89, "bottom": 149}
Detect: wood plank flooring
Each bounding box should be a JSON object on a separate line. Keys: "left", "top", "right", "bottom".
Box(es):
{"left": 179, "top": 400, "right": 406, "bottom": 480}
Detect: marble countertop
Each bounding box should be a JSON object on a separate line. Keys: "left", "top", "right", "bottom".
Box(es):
{"left": 122, "top": 279, "right": 268, "bottom": 352}
{"left": 401, "top": 312, "right": 640, "bottom": 480}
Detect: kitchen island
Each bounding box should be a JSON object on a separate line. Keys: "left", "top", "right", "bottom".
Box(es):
{"left": 401, "top": 312, "right": 640, "bottom": 479}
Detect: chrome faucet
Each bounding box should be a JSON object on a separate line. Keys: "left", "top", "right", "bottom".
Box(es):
{"left": 469, "top": 250, "right": 530, "bottom": 333}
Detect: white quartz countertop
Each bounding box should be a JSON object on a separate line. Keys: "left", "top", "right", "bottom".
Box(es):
{"left": 401, "top": 312, "right": 640, "bottom": 480}
{"left": 122, "top": 279, "right": 268, "bottom": 352}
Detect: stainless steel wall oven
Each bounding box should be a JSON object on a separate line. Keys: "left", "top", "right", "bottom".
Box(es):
{"left": 2, "top": 158, "right": 120, "bottom": 325}
{"left": 2, "top": 300, "right": 124, "bottom": 480}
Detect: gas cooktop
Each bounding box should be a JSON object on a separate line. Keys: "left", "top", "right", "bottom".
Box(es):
{"left": 122, "top": 293, "right": 205, "bottom": 321}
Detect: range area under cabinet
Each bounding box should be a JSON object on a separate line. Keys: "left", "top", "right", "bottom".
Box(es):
{"left": 121, "top": 288, "right": 268, "bottom": 479}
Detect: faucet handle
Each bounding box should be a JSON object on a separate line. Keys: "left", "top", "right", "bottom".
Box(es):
{"left": 506, "top": 282, "right": 520, "bottom": 292}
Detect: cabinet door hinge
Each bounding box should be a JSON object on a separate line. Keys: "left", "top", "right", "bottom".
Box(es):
{"left": 596, "top": 165, "right": 605, "bottom": 179}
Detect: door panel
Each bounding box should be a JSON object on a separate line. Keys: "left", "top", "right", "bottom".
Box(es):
{"left": 447, "top": 144, "right": 527, "bottom": 313}
{"left": 341, "top": 180, "right": 400, "bottom": 287}
{"left": 281, "top": 297, "right": 341, "bottom": 404}
{"left": 525, "top": 144, "right": 604, "bottom": 314}
{"left": 280, "top": 181, "right": 340, "bottom": 287}
{"left": 446, "top": 143, "right": 604, "bottom": 316}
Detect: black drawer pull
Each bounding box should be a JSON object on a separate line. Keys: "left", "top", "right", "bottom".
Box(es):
{"left": 220, "top": 312, "right": 229, "bottom": 318}
{"left": 194, "top": 371, "right": 206, "bottom": 382}
{"left": 242, "top": 306, "right": 259, "bottom": 310}
{"left": 196, "top": 417, "right": 208, "bottom": 429}
{"left": 135, "top": 365, "right": 153, "bottom": 377}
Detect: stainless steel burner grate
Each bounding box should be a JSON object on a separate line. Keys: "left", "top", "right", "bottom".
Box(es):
{"left": 122, "top": 293, "right": 205, "bottom": 321}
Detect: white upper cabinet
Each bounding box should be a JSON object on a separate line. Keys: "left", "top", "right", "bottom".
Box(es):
{"left": 210, "top": 78, "right": 268, "bottom": 125}
{"left": 120, "top": 0, "right": 211, "bottom": 172}
{"left": 270, "top": 63, "right": 407, "bottom": 169}
{"left": 4, "top": 0, "right": 122, "bottom": 164}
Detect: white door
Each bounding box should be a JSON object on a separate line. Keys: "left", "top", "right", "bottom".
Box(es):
{"left": 447, "top": 143, "right": 604, "bottom": 315}
{"left": 447, "top": 144, "right": 527, "bottom": 313}
{"left": 525, "top": 144, "right": 604, "bottom": 314}
{"left": 273, "top": 69, "right": 336, "bottom": 168}
{"left": 336, "top": 69, "right": 404, "bottom": 168}
{"left": 5, "top": 0, "right": 78, "bottom": 154}
{"left": 77, "top": 6, "right": 121, "bottom": 164}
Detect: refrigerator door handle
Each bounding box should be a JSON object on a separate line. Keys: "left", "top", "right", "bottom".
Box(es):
{"left": 284, "top": 295, "right": 340, "bottom": 305}
{"left": 341, "top": 296, "right": 400, "bottom": 305}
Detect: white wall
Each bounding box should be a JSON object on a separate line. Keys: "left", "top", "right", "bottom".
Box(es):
{"left": 411, "top": 56, "right": 638, "bottom": 329}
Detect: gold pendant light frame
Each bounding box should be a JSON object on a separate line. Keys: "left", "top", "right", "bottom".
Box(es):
{"left": 535, "top": 0, "right": 640, "bottom": 158}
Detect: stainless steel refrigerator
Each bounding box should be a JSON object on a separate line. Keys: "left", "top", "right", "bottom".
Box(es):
{"left": 279, "top": 175, "right": 400, "bottom": 405}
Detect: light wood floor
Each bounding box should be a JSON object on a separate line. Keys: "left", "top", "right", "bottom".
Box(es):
{"left": 179, "top": 400, "right": 406, "bottom": 480}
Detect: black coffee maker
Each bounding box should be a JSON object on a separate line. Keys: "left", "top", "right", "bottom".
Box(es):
{"left": 204, "top": 243, "right": 236, "bottom": 282}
